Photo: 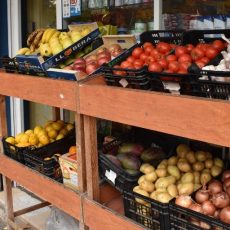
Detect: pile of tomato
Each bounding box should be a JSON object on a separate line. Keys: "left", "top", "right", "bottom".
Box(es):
{"left": 114, "top": 40, "right": 226, "bottom": 75}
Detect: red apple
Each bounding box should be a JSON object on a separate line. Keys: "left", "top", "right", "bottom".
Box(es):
{"left": 85, "top": 54, "right": 97, "bottom": 64}
{"left": 97, "top": 47, "right": 108, "bottom": 55}
{"left": 72, "top": 63, "right": 86, "bottom": 72}
{"left": 97, "top": 56, "right": 111, "bottom": 66}
{"left": 97, "top": 51, "right": 111, "bottom": 60}
{"left": 86, "top": 63, "right": 98, "bottom": 75}
{"left": 74, "top": 57, "right": 86, "bottom": 65}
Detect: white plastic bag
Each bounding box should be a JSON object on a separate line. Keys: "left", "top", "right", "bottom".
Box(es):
{"left": 45, "top": 207, "right": 79, "bottom": 230}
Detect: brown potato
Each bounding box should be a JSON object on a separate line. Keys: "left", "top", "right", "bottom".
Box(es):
{"left": 181, "top": 172, "right": 194, "bottom": 183}
{"left": 167, "top": 156, "right": 178, "bottom": 166}
{"left": 176, "top": 144, "right": 190, "bottom": 158}
{"left": 185, "top": 151, "right": 196, "bottom": 164}
{"left": 178, "top": 183, "right": 194, "bottom": 195}
{"left": 193, "top": 171, "right": 200, "bottom": 184}
{"left": 167, "top": 165, "right": 181, "bottom": 180}
{"left": 145, "top": 171, "right": 158, "bottom": 182}
{"left": 167, "top": 184, "right": 178, "bottom": 198}
{"left": 140, "top": 180, "right": 155, "bottom": 193}
{"left": 195, "top": 151, "right": 207, "bottom": 162}
{"left": 177, "top": 162, "right": 191, "bottom": 173}
{"left": 155, "top": 168, "right": 167, "bottom": 178}
{"left": 156, "top": 192, "right": 173, "bottom": 203}
{"left": 192, "top": 162, "right": 204, "bottom": 171}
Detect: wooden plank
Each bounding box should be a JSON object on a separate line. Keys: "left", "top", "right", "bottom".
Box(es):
{"left": 0, "top": 95, "right": 7, "bottom": 138}
{"left": 0, "top": 71, "right": 77, "bottom": 111}
{"left": 83, "top": 198, "right": 145, "bottom": 230}
{"left": 83, "top": 115, "right": 100, "bottom": 201}
{"left": 52, "top": 108, "right": 60, "bottom": 121}
{"left": 4, "top": 177, "right": 14, "bottom": 230}
{"left": 0, "top": 155, "right": 81, "bottom": 220}
{"left": 78, "top": 83, "right": 230, "bottom": 147}
{"left": 14, "top": 201, "right": 50, "bottom": 217}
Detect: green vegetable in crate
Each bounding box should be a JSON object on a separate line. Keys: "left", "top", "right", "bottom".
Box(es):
{"left": 140, "top": 147, "right": 165, "bottom": 163}
{"left": 118, "top": 143, "right": 144, "bottom": 156}
{"left": 119, "top": 153, "right": 141, "bottom": 171}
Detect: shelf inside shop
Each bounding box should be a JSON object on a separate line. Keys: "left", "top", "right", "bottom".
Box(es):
{"left": 0, "top": 70, "right": 77, "bottom": 111}
{"left": 78, "top": 75, "right": 230, "bottom": 148}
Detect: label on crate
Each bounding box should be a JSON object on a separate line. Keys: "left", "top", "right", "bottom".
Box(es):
{"left": 105, "top": 170, "right": 117, "bottom": 184}
{"left": 70, "top": 173, "right": 78, "bottom": 186}
{"left": 119, "top": 78, "right": 129, "bottom": 88}
{"left": 162, "top": 81, "right": 180, "bottom": 95}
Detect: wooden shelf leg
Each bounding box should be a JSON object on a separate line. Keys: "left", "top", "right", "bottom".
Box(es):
{"left": 3, "top": 176, "right": 14, "bottom": 230}
{"left": 83, "top": 115, "right": 99, "bottom": 201}
{"left": 52, "top": 107, "right": 60, "bottom": 121}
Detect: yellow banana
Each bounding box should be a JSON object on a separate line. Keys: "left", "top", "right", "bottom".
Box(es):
{"left": 41, "top": 28, "right": 52, "bottom": 43}
{"left": 16, "top": 47, "right": 30, "bottom": 55}
{"left": 45, "top": 29, "right": 57, "bottom": 43}
{"left": 50, "top": 31, "right": 61, "bottom": 40}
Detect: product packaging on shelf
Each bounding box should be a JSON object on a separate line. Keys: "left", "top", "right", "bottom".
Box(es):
{"left": 15, "top": 22, "right": 100, "bottom": 77}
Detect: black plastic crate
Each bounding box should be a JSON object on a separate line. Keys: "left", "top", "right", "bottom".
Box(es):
{"left": 23, "top": 132, "right": 76, "bottom": 180}
{"left": 123, "top": 189, "right": 170, "bottom": 230}
{"left": 0, "top": 56, "right": 18, "bottom": 73}
{"left": 169, "top": 200, "right": 230, "bottom": 230}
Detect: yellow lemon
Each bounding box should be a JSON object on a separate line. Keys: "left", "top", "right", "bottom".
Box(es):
{"left": 25, "top": 129, "right": 34, "bottom": 136}
{"left": 16, "top": 142, "right": 30, "bottom": 147}
{"left": 56, "top": 134, "right": 64, "bottom": 140}
{"left": 50, "top": 139, "right": 55, "bottom": 143}
{"left": 34, "top": 126, "right": 43, "bottom": 135}
{"left": 66, "top": 123, "right": 74, "bottom": 131}
{"left": 15, "top": 133, "right": 24, "bottom": 143}
{"left": 29, "top": 134, "right": 39, "bottom": 146}
{"left": 52, "top": 122, "right": 62, "bottom": 131}
{"left": 37, "top": 143, "right": 44, "bottom": 148}
{"left": 37, "top": 129, "right": 47, "bottom": 137}
{"left": 45, "top": 125, "right": 53, "bottom": 132}
{"left": 59, "top": 128, "right": 68, "bottom": 136}
{"left": 20, "top": 134, "right": 29, "bottom": 144}
{"left": 48, "top": 129, "right": 58, "bottom": 139}
{"left": 38, "top": 135, "right": 50, "bottom": 146}
{"left": 56, "top": 120, "right": 65, "bottom": 127}
{"left": 5, "top": 137, "right": 15, "bottom": 145}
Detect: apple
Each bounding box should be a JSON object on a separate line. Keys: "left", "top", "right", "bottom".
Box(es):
{"left": 97, "top": 47, "right": 108, "bottom": 55}
{"left": 97, "top": 51, "right": 111, "bottom": 60}
{"left": 97, "top": 56, "right": 111, "bottom": 66}
{"left": 72, "top": 63, "right": 86, "bottom": 72}
{"left": 74, "top": 57, "right": 86, "bottom": 65}
{"left": 86, "top": 63, "right": 98, "bottom": 75}
{"left": 85, "top": 54, "right": 97, "bottom": 64}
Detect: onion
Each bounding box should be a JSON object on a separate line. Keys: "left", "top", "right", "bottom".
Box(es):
{"left": 189, "top": 203, "right": 203, "bottom": 214}
{"left": 223, "top": 177, "right": 230, "bottom": 189}
{"left": 201, "top": 200, "right": 216, "bottom": 216}
{"left": 225, "top": 186, "right": 230, "bottom": 198}
{"left": 108, "top": 44, "right": 122, "bottom": 57}
{"left": 175, "top": 195, "right": 193, "bottom": 208}
{"left": 212, "top": 192, "right": 230, "bottom": 209}
{"left": 195, "top": 188, "right": 209, "bottom": 204}
{"left": 199, "top": 221, "right": 211, "bottom": 229}
{"left": 208, "top": 180, "right": 223, "bottom": 194}
{"left": 222, "top": 170, "right": 230, "bottom": 182}
{"left": 219, "top": 206, "right": 230, "bottom": 224}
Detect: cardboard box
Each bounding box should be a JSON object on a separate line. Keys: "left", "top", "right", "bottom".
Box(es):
{"left": 59, "top": 153, "right": 78, "bottom": 191}
{"left": 16, "top": 23, "right": 101, "bottom": 76}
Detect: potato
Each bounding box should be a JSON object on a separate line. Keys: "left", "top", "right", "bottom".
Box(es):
{"left": 167, "top": 156, "right": 178, "bottom": 166}
{"left": 140, "top": 180, "right": 155, "bottom": 193}
{"left": 200, "top": 172, "right": 212, "bottom": 185}
{"left": 202, "top": 168, "right": 210, "bottom": 174}
{"left": 181, "top": 172, "right": 194, "bottom": 183}
{"left": 185, "top": 151, "right": 196, "bottom": 164}
{"left": 211, "top": 165, "right": 222, "bottom": 177}
{"left": 192, "top": 162, "right": 204, "bottom": 171}
{"left": 138, "top": 175, "right": 146, "bottom": 185}
{"left": 178, "top": 183, "right": 194, "bottom": 195}
{"left": 145, "top": 171, "right": 158, "bottom": 183}
{"left": 135, "top": 189, "right": 149, "bottom": 205}
{"left": 193, "top": 171, "right": 200, "bottom": 184}
{"left": 133, "top": 186, "right": 141, "bottom": 192}
{"left": 155, "top": 168, "right": 167, "bottom": 178}
{"left": 150, "top": 191, "right": 158, "bottom": 200}
{"left": 157, "top": 164, "right": 167, "bottom": 169}
{"left": 214, "top": 158, "right": 224, "bottom": 168}
{"left": 194, "top": 183, "right": 202, "bottom": 191}
{"left": 156, "top": 192, "right": 173, "bottom": 203}
{"left": 195, "top": 151, "right": 207, "bottom": 162}
{"left": 156, "top": 187, "right": 167, "bottom": 193}
{"left": 142, "top": 165, "right": 155, "bottom": 174}
{"left": 140, "top": 163, "right": 151, "bottom": 173}
{"left": 161, "top": 159, "right": 168, "bottom": 165}
{"left": 206, "top": 152, "right": 212, "bottom": 159}
{"left": 167, "top": 175, "right": 177, "bottom": 185}
{"left": 177, "top": 162, "right": 191, "bottom": 173}
{"left": 178, "top": 158, "right": 188, "bottom": 163}
{"left": 167, "top": 165, "right": 181, "bottom": 180}
{"left": 176, "top": 144, "right": 190, "bottom": 158}
{"left": 204, "top": 159, "right": 213, "bottom": 169}
{"left": 167, "top": 184, "right": 178, "bottom": 198}
{"left": 155, "top": 177, "right": 170, "bottom": 189}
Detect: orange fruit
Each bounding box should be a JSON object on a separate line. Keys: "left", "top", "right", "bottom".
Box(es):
{"left": 69, "top": 146, "right": 77, "bottom": 154}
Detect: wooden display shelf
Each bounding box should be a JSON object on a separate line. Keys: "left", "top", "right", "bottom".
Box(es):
{"left": 0, "top": 70, "right": 77, "bottom": 111}
{"left": 78, "top": 75, "right": 230, "bottom": 148}
{"left": 0, "top": 154, "right": 81, "bottom": 220}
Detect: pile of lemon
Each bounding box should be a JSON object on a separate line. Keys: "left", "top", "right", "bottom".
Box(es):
{"left": 5, "top": 120, "right": 74, "bottom": 148}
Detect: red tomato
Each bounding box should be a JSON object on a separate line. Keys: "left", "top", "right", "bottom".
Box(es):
{"left": 132, "top": 47, "right": 144, "bottom": 58}
{"left": 191, "top": 48, "right": 204, "bottom": 61}
{"left": 139, "top": 52, "right": 149, "bottom": 62}
{"left": 133, "top": 59, "right": 144, "bottom": 68}
{"left": 121, "top": 61, "right": 133, "bottom": 69}
{"left": 144, "top": 45, "right": 154, "bottom": 54}
{"left": 166, "top": 54, "right": 177, "bottom": 62}
{"left": 150, "top": 49, "right": 164, "bottom": 60}
{"left": 145, "top": 56, "right": 155, "bottom": 65}
{"left": 170, "top": 43, "right": 177, "bottom": 49}
{"left": 179, "top": 61, "right": 191, "bottom": 72}
{"left": 164, "top": 69, "right": 174, "bottom": 74}
{"left": 196, "top": 43, "right": 207, "bottom": 52}
{"left": 143, "top": 42, "right": 154, "bottom": 49}
{"left": 205, "top": 47, "right": 218, "bottom": 60}
{"left": 178, "top": 69, "right": 188, "bottom": 74}
{"left": 175, "top": 46, "right": 189, "bottom": 57}
{"left": 195, "top": 60, "right": 206, "bottom": 69}
{"left": 148, "top": 62, "right": 163, "bottom": 72}
{"left": 156, "top": 42, "right": 172, "bottom": 54}
{"left": 168, "top": 61, "right": 180, "bottom": 73}
{"left": 113, "top": 65, "right": 126, "bottom": 76}
{"left": 199, "top": 56, "right": 210, "bottom": 65}
{"left": 212, "top": 40, "right": 225, "bottom": 52}
{"left": 178, "top": 54, "right": 192, "bottom": 63}
{"left": 186, "top": 44, "right": 194, "bottom": 52}
{"left": 158, "top": 59, "right": 168, "bottom": 70}
{"left": 126, "top": 56, "right": 136, "bottom": 63}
